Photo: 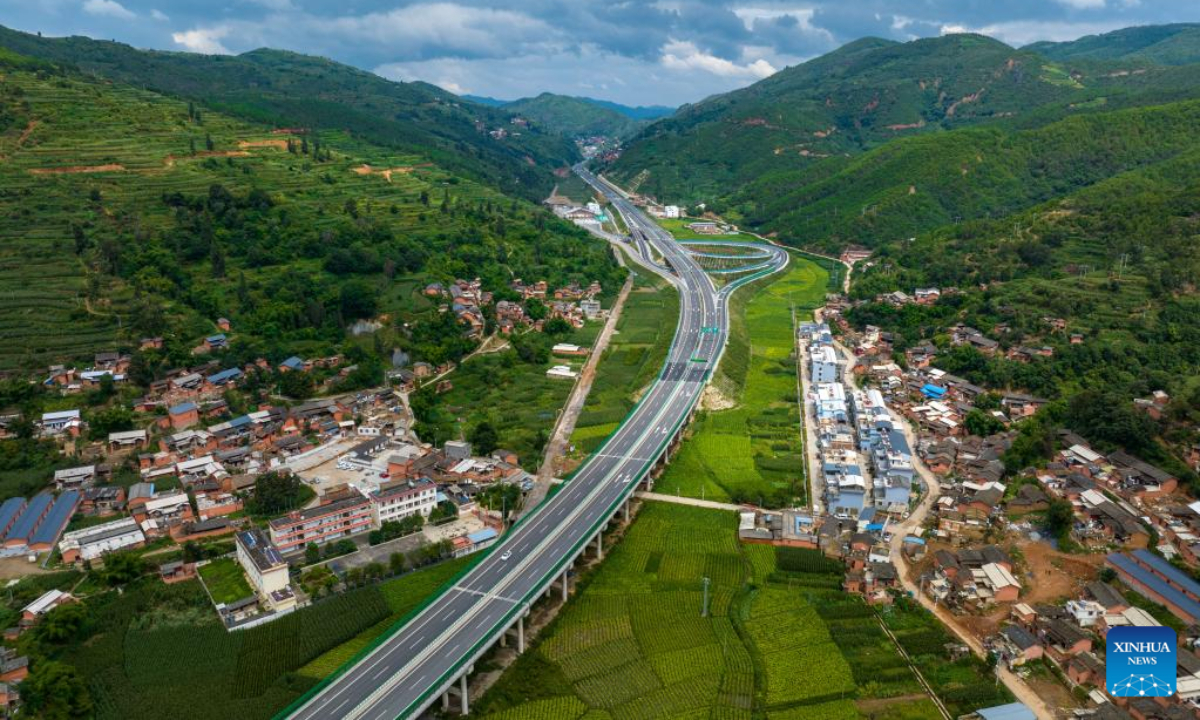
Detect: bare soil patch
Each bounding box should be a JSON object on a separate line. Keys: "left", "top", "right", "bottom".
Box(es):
{"left": 29, "top": 163, "right": 125, "bottom": 174}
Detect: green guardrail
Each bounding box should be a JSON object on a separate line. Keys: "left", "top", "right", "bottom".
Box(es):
{"left": 278, "top": 189, "right": 788, "bottom": 720}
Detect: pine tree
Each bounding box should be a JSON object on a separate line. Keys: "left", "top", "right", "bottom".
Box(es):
{"left": 301, "top": 136, "right": 309, "bottom": 154}
{"left": 189, "top": 138, "right": 196, "bottom": 156}
{"left": 205, "top": 133, "right": 214, "bottom": 152}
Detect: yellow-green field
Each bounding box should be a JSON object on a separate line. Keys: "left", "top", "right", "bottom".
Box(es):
{"left": 657, "top": 254, "right": 828, "bottom": 506}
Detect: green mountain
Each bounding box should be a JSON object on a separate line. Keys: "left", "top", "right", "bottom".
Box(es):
{"left": 576, "top": 98, "right": 674, "bottom": 121}
{"left": 1026, "top": 23, "right": 1200, "bottom": 65}
{"left": 466, "top": 94, "right": 674, "bottom": 122}
{"left": 498, "top": 93, "right": 645, "bottom": 138}
{"left": 0, "top": 25, "right": 578, "bottom": 200}
{"left": 0, "top": 47, "right": 621, "bottom": 372}
{"left": 746, "top": 99, "right": 1200, "bottom": 252}
{"left": 607, "top": 32, "right": 1200, "bottom": 207}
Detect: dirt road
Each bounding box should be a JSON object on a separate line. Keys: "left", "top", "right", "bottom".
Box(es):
{"left": 524, "top": 273, "right": 635, "bottom": 515}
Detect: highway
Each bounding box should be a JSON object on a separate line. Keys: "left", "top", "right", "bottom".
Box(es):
{"left": 282, "top": 167, "right": 787, "bottom": 720}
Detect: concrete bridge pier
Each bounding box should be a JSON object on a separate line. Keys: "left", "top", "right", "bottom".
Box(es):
{"left": 444, "top": 669, "right": 471, "bottom": 715}
{"left": 554, "top": 568, "right": 571, "bottom": 602}
{"left": 593, "top": 532, "right": 604, "bottom": 560}
{"left": 502, "top": 613, "right": 526, "bottom": 653}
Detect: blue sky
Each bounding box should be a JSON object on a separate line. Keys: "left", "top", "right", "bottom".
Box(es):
{"left": 4, "top": 1, "right": 1200, "bottom": 106}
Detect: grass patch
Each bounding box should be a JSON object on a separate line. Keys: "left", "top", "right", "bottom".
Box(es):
{"left": 197, "top": 557, "right": 254, "bottom": 605}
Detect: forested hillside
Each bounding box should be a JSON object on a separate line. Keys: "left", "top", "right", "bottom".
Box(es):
{"left": 746, "top": 99, "right": 1200, "bottom": 251}
{"left": 499, "top": 93, "right": 645, "bottom": 139}
{"left": 607, "top": 33, "right": 1200, "bottom": 209}
{"left": 0, "top": 25, "right": 575, "bottom": 200}
{"left": 1027, "top": 23, "right": 1200, "bottom": 66}
{"left": 0, "top": 47, "right": 621, "bottom": 372}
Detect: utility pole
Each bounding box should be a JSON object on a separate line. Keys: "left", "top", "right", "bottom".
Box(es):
{"left": 701, "top": 576, "right": 711, "bottom": 617}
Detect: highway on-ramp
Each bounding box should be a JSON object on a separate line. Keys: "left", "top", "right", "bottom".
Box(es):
{"left": 282, "top": 167, "right": 787, "bottom": 720}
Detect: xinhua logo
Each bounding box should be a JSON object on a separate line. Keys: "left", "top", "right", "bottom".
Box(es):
{"left": 1107, "top": 626, "right": 1176, "bottom": 697}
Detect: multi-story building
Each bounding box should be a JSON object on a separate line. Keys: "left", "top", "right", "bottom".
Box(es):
{"left": 268, "top": 488, "right": 372, "bottom": 552}
{"left": 235, "top": 528, "right": 290, "bottom": 598}
{"left": 370, "top": 479, "right": 438, "bottom": 526}
{"left": 810, "top": 345, "right": 841, "bottom": 383}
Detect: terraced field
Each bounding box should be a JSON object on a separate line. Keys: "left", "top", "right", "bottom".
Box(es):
{"left": 657, "top": 254, "right": 828, "bottom": 506}
{"left": 0, "top": 61, "right": 614, "bottom": 371}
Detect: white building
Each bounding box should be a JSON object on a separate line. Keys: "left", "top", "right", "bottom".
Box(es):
{"left": 663, "top": 205, "right": 681, "bottom": 219}
{"left": 58, "top": 517, "right": 145, "bottom": 563}
{"left": 370, "top": 479, "right": 438, "bottom": 526}
{"left": 547, "top": 365, "right": 578, "bottom": 380}
{"left": 235, "top": 529, "right": 290, "bottom": 600}
{"left": 810, "top": 345, "right": 840, "bottom": 383}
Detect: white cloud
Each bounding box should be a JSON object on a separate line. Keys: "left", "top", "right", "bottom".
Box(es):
{"left": 1053, "top": 0, "right": 1107, "bottom": 8}
{"left": 82, "top": 0, "right": 135, "bottom": 20}
{"left": 150, "top": 8, "right": 169, "bottom": 21}
{"left": 172, "top": 26, "right": 234, "bottom": 54}
{"left": 660, "top": 40, "right": 776, "bottom": 79}
{"left": 941, "top": 18, "right": 1133, "bottom": 45}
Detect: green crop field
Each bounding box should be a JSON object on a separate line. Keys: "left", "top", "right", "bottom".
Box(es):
{"left": 475, "top": 503, "right": 937, "bottom": 719}
{"left": 197, "top": 558, "right": 254, "bottom": 605}
{"left": 569, "top": 270, "right": 679, "bottom": 458}
{"left": 657, "top": 254, "right": 828, "bottom": 506}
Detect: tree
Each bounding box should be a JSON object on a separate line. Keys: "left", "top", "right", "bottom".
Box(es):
{"left": 20, "top": 661, "right": 93, "bottom": 720}
{"left": 339, "top": 279, "right": 378, "bottom": 321}
{"left": 543, "top": 317, "right": 573, "bottom": 336}
{"left": 470, "top": 421, "right": 499, "bottom": 456}
{"left": 37, "top": 602, "right": 88, "bottom": 643}
{"left": 205, "top": 133, "right": 214, "bottom": 151}
{"left": 278, "top": 369, "right": 314, "bottom": 399}
{"left": 249, "top": 471, "right": 306, "bottom": 515}
{"left": 964, "top": 409, "right": 1005, "bottom": 438}
{"left": 305, "top": 542, "right": 321, "bottom": 565}
{"left": 99, "top": 551, "right": 145, "bottom": 586}
{"left": 1045, "top": 498, "right": 1075, "bottom": 542}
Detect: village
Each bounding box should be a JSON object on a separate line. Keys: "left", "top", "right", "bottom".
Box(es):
{"left": 729, "top": 261, "right": 1200, "bottom": 719}
{"left": 0, "top": 268, "right": 614, "bottom": 716}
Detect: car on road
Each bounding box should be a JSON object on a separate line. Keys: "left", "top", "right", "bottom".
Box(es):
{"left": 500, "top": 550, "right": 512, "bottom": 561}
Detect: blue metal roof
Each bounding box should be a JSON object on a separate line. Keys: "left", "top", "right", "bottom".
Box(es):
{"left": 976, "top": 703, "right": 1035, "bottom": 720}
{"left": 6, "top": 494, "right": 53, "bottom": 542}
{"left": 30, "top": 491, "right": 80, "bottom": 546}
{"left": 169, "top": 401, "right": 197, "bottom": 415}
{"left": 207, "top": 367, "right": 242, "bottom": 384}
{"left": 0, "top": 498, "right": 26, "bottom": 533}
{"left": 280, "top": 356, "right": 304, "bottom": 370}
{"left": 1109, "top": 551, "right": 1200, "bottom": 623}
{"left": 228, "top": 415, "right": 253, "bottom": 428}
{"left": 921, "top": 384, "right": 946, "bottom": 398}
{"left": 468, "top": 528, "right": 498, "bottom": 543}
{"left": 206, "top": 333, "right": 227, "bottom": 343}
